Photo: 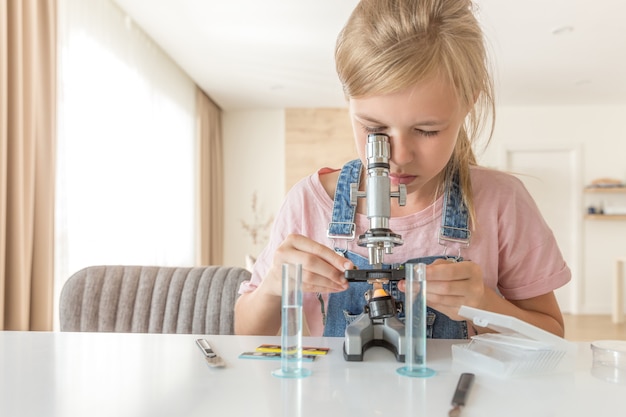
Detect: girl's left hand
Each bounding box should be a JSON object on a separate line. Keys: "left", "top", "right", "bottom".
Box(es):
{"left": 397, "top": 259, "right": 486, "bottom": 321}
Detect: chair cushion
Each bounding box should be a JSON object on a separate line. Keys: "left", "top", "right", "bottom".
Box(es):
{"left": 59, "top": 265, "right": 250, "bottom": 334}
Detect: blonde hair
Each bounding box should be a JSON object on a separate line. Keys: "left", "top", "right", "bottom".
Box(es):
{"left": 336, "top": 0, "right": 495, "bottom": 228}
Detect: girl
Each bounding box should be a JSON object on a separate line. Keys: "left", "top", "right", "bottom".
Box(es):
{"left": 235, "top": 0, "right": 570, "bottom": 339}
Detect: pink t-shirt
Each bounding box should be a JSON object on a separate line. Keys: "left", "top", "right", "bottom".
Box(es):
{"left": 240, "top": 165, "right": 571, "bottom": 336}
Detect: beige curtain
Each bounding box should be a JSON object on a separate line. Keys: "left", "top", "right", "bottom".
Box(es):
{"left": 0, "top": 0, "right": 56, "bottom": 331}
{"left": 197, "top": 88, "right": 224, "bottom": 265}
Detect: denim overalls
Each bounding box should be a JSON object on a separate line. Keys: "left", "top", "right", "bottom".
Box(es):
{"left": 322, "top": 159, "right": 470, "bottom": 339}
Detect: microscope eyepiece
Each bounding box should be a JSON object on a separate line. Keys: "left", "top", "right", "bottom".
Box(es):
{"left": 351, "top": 133, "right": 406, "bottom": 267}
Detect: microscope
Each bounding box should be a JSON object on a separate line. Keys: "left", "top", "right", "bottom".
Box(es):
{"left": 343, "top": 133, "right": 408, "bottom": 362}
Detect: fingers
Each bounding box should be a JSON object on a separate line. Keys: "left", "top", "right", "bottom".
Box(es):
{"left": 424, "top": 261, "right": 485, "bottom": 318}
{"left": 271, "top": 234, "right": 351, "bottom": 294}
{"left": 287, "top": 234, "right": 353, "bottom": 278}
{"left": 427, "top": 261, "right": 480, "bottom": 285}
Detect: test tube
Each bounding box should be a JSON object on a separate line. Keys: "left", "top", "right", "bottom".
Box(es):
{"left": 397, "top": 263, "right": 436, "bottom": 377}
{"left": 272, "top": 263, "right": 312, "bottom": 378}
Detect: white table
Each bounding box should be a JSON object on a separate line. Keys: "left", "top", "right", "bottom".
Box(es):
{"left": 0, "top": 331, "right": 623, "bottom": 417}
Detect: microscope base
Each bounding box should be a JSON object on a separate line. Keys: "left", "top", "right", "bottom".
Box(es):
{"left": 343, "top": 313, "right": 406, "bottom": 362}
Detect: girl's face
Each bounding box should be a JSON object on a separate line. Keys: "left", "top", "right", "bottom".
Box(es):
{"left": 349, "top": 77, "right": 468, "bottom": 203}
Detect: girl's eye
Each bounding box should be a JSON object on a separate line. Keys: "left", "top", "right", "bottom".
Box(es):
{"left": 417, "top": 129, "right": 439, "bottom": 137}
{"left": 360, "top": 125, "right": 439, "bottom": 137}
{"left": 361, "top": 125, "right": 386, "bottom": 134}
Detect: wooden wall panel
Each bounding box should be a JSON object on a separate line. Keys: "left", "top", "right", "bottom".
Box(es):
{"left": 285, "top": 108, "right": 357, "bottom": 192}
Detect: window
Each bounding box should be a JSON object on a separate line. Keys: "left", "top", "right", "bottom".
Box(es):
{"left": 55, "top": 0, "right": 197, "bottom": 328}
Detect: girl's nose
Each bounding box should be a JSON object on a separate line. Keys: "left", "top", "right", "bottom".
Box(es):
{"left": 389, "top": 133, "right": 413, "bottom": 166}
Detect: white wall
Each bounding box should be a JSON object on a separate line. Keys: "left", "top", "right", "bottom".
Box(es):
{"left": 479, "top": 106, "right": 626, "bottom": 184}
{"left": 222, "top": 110, "right": 285, "bottom": 267}
{"left": 223, "top": 104, "right": 626, "bottom": 315}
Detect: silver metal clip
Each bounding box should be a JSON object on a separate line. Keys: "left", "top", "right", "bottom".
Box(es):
{"left": 438, "top": 225, "right": 471, "bottom": 248}
{"left": 326, "top": 222, "right": 356, "bottom": 240}
{"left": 441, "top": 245, "right": 463, "bottom": 262}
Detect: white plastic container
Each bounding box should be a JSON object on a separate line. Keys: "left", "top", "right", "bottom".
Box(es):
{"left": 591, "top": 340, "right": 626, "bottom": 384}
{"left": 451, "top": 306, "right": 577, "bottom": 378}
{"left": 602, "top": 205, "right": 626, "bottom": 215}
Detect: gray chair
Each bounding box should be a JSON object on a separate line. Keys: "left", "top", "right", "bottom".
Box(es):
{"left": 59, "top": 265, "right": 250, "bottom": 334}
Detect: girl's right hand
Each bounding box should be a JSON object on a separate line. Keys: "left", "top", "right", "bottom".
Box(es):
{"left": 259, "top": 234, "right": 352, "bottom": 296}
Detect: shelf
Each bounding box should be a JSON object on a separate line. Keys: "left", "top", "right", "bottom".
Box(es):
{"left": 585, "top": 214, "right": 626, "bottom": 220}
{"left": 584, "top": 186, "right": 626, "bottom": 220}
{"left": 584, "top": 187, "right": 626, "bottom": 194}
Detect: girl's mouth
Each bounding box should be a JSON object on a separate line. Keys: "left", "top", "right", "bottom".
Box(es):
{"left": 389, "top": 174, "right": 416, "bottom": 186}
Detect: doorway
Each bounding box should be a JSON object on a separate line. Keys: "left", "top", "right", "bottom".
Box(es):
{"left": 502, "top": 145, "right": 582, "bottom": 313}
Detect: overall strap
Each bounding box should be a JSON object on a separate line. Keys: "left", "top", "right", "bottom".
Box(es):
{"left": 439, "top": 169, "right": 471, "bottom": 246}
{"left": 327, "top": 159, "right": 362, "bottom": 242}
